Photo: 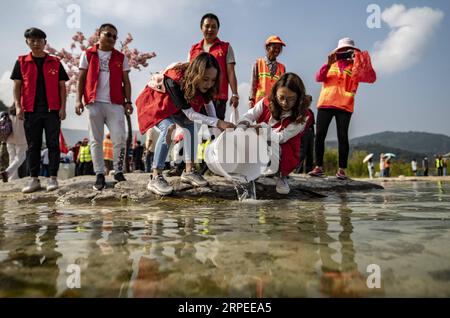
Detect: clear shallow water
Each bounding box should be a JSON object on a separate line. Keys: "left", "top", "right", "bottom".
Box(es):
{"left": 0, "top": 181, "right": 449, "bottom": 298}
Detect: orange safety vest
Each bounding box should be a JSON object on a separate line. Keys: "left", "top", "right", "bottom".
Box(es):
{"left": 190, "top": 38, "right": 230, "bottom": 101}
{"left": 254, "top": 58, "right": 285, "bottom": 104}
{"left": 317, "top": 62, "right": 359, "bottom": 113}
{"left": 103, "top": 138, "right": 113, "bottom": 161}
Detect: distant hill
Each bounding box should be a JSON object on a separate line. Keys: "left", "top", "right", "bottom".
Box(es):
{"left": 351, "top": 131, "right": 450, "bottom": 155}
{"left": 352, "top": 143, "right": 426, "bottom": 162}
{"left": 326, "top": 131, "right": 450, "bottom": 160}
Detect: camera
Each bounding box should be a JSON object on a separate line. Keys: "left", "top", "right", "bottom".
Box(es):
{"left": 336, "top": 50, "right": 354, "bottom": 60}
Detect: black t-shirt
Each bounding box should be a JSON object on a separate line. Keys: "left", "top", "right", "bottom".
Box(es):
{"left": 10, "top": 56, "right": 69, "bottom": 112}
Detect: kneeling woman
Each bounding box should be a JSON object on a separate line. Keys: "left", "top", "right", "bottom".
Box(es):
{"left": 136, "top": 53, "right": 235, "bottom": 195}
{"left": 237, "top": 73, "right": 313, "bottom": 194}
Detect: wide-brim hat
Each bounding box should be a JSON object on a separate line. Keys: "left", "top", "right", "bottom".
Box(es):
{"left": 333, "top": 37, "right": 359, "bottom": 52}
{"left": 265, "top": 35, "right": 286, "bottom": 47}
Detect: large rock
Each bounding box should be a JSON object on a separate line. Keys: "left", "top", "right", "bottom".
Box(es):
{"left": 0, "top": 173, "right": 383, "bottom": 205}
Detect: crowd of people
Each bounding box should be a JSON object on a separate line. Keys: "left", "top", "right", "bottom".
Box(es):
{"left": 0, "top": 12, "right": 381, "bottom": 196}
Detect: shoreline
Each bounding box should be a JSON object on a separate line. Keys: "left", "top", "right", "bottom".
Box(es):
{"left": 355, "top": 175, "right": 450, "bottom": 183}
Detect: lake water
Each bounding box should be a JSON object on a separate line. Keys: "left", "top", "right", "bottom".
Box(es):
{"left": 0, "top": 181, "right": 449, "bottom": 297}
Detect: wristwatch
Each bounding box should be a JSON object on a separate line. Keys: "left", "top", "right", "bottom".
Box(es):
{"left": 232, "top": 93, "right": 239, "bottom": 99}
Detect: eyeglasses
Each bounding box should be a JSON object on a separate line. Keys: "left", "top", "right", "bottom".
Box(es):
{"left": 276, "top": 95, "right": 297, "bottom": 104}
{"left": 101, "top": 31, "right": 117, "bottom": 40}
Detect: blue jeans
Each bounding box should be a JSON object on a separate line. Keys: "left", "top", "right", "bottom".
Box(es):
{"left": 152, "top": 112, "right": 197, "bottom": 170}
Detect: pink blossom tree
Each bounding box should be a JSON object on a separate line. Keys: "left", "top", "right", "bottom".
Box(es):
{"left": 46, "top": 31, "right": 156, "bottom": 172}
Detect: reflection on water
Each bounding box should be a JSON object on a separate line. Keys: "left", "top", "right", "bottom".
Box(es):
{"left": 0, "top": 182, "right": 449, "bottom": 297}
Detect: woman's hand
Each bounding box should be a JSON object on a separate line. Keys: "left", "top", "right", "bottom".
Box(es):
{"left": 327, "top": 53, "right": 337, "bottom": 66}
{"left": 217, "top": 120, "right": 236, "bottom": 130}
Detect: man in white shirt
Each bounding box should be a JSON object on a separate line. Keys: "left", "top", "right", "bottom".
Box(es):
{"left": 76, "top": 23, "right": 133, "bottom": 191}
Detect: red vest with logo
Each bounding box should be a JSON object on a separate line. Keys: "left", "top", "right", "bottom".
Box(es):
{"left": 136, "top": 67, "right": 206, "bottom": 134}
{"left": 190, "top": 38, "right": 230, "bottom": 101}
{"left": 84, "top": 45, "right": 125, "bottom": 105}
{"left": 18, "top": 53, "right": 62, "bottom": 112}
{"left": 256, "top": 98, "right": 313, "bottom": 176}
{"left": 254, "top": 58, "right": 286, "bottom": 104}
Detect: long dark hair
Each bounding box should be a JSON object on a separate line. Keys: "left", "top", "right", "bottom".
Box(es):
{"left": 269, "top": 72, "right": 312, "bottom": 124}
{"left": 182, "top": 52, "right": 221, "bottom": 103}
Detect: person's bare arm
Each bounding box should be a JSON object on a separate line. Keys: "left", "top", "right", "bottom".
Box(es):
{"left": 13, "top": 80, "right": 23, "bottom": 120}
{"left": 76, "top": 69, "right": 87, "bottom": 115}
{"left": 59, "top": 81, "right": 67, "bottom": 120}
{"left": 123, "top": 71, "right": 133, "bottom": 115}
{"left": 227, "top": 63, "right": 239, "bottom": 108}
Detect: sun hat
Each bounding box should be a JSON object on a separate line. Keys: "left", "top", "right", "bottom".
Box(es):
{"left": 333, "top": 37, "right": 358, "bottom": 52}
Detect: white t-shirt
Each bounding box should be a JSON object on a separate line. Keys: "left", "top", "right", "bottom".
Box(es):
{"left": 79, "top": 50, "right": 130, "bottom": 104}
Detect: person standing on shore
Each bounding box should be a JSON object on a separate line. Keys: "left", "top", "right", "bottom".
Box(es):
{"left": 10, "top": 27, "right": 69, "bottom": 193}
{"left": 76, "top": 23, "right": 132, "bottom": 191}
{"left": 189, "top": 13, "right": 239, "bottom": 120}
{"left": 249, "top": 35, "right": 286, "bottom": 107}
{"left": 423, "top": 156, "right": 429, "bottom": 176}
{"left": 308, "top": 37, "right": 376, "bottom": 180}
{"left": 411, "top": 158, "right": 418, "bottom": 176}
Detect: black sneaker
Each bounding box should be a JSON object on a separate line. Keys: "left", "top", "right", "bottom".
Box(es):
{"left": 114, "top": 172, "right": 126, "bottom": 182}
{"left": 93, "top": 174, "right": 106, "bottom": 191}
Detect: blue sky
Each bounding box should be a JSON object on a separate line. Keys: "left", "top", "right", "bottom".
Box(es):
{"left": 0, "top": 0, "right": 449, "bottom": 140}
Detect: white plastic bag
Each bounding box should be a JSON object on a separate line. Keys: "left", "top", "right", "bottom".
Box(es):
{"left": 229, "top": 107, "right": 239, "bottom": 125}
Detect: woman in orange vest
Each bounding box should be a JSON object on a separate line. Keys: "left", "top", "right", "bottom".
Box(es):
{"left": 10, "top": 27, "right": 69, "bottom": 193}
{"left": 238, "top": 73, "right": 313, "bottom": 195}
{"left": 136, "top": 53, "right": 235, "bottom": 196}
{"left": 249, "top": 35, "right": 286, "bottom": 107}
{"left": 309, "top": 37, "right": 376, "bottom": 180}
{"left": 189, "top": 13, "right": 239, "bottom": 120}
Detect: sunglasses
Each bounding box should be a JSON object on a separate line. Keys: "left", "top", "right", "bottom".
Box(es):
{"left": 101, "top": 31, "right": 117, "bottom": 40}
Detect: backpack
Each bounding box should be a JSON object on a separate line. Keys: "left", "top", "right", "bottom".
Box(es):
{"left": 0, "top": 113, "right": 13, "bottom": 142}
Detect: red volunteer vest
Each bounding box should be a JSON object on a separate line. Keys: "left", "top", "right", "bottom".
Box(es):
{"left": 18, "top": 53, "right": 62, "bottom": 112}
{"left": 136, "top": 67, "right": 207, "bottom": 134}
{"left": 190, "top": 38, "right": 230, "bottom": 101}
{"left": 257, "top": 98, "right": 313, "bottom": 176}
{"left": 84, "top": 44, "right": 125, "bottom": 105}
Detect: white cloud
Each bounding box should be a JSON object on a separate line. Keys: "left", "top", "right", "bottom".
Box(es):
{"left": 33, "top": 0, "right": 69, "bottom": 27}
{"left": 0, "top": 71, "right": 13, "bottom": 106}
{"left": 79, "top": 0, "right": 207, "bottom": 26}
{"left": 31, "top": 0, "right": 209, "bottom": 27}
{"left": 372, "top": 4, "right": 444, "bottom": 74}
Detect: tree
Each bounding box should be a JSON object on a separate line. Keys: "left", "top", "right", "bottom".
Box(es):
{"left": 46, "top": 31, "right": 156, "bottom": 172}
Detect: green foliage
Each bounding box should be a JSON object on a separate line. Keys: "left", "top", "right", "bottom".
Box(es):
{"left": 323, "top": 148, "right": 338, "bottom": 174}
{"left": 347, "top": 151, "right": 368, "bottom": 177}
{"left": 321, "top": 149, "right": 415, "bottom": 178}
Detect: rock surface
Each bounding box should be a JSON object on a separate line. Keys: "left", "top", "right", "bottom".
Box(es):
{"left": 0, "top": 173, "right": 384, "bottom": 205}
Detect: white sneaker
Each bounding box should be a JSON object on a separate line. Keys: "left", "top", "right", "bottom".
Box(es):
{"left": 22, "top": 178, "right": 42, "bottom": 194}
{"left": 147, "top": 175, "right": 173, "bottom": 196}
{"left": 276, "top": 176, "right": 290, "bottom": 194}
{"left": 46, "top": 178, "right": 59, "bottom": 192}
